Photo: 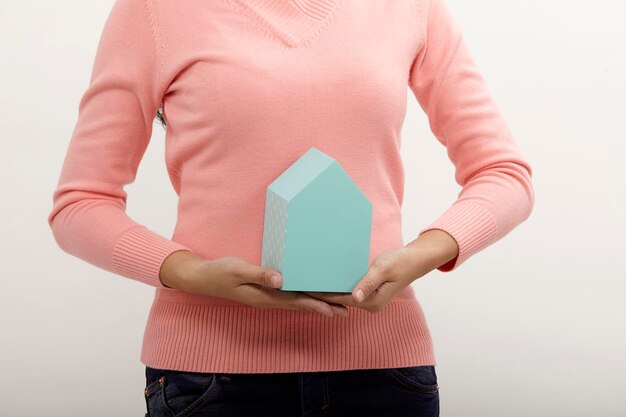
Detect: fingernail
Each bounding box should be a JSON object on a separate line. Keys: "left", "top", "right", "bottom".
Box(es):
{"left": 355, "top": 289, "right": 365, "bottom": 303}
{"left": 271, "top": 275, "right": 280, "bottom": 287}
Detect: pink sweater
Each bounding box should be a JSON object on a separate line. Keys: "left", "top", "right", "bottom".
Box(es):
{"left": 48, "top": 0, "right": 534, "bottom": 373}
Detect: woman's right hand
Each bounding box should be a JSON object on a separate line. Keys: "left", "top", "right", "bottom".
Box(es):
{"left": 159, "top": 250, "right": 349, "bottom": 317}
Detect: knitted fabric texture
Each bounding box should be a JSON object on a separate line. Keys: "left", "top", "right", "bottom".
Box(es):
{"left": 48, "top": 0, "right": 534, "bottom": 373}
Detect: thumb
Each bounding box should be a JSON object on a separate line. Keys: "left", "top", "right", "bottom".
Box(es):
{"left": 352, "top": 270, "right": 383, "bottom": 303}
{"left": 255, "top": 268, "right": 283, "bottom": 289}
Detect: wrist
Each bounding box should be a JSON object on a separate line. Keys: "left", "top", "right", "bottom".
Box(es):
{"left": 159, "top": 250, "right": 205, "bottom": 290}
{"left": 404, "top": 229, "right": 460, "bottom": 272}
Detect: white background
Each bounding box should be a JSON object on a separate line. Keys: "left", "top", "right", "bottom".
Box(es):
{"left": 1, "top": 0, "right": 625, "bottom": 415}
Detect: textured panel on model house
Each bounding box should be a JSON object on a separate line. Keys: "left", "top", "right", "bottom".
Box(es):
{"left": 261, "top": 189, "right": 288, "bottom": 273}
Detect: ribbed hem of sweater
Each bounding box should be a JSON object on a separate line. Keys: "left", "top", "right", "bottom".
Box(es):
{"left": 140, "top": 287, "right": 436, "bottom": 374}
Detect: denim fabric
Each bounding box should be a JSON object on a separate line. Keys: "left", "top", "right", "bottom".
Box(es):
{"left": 144, "top": 364, "right": 439, "bottom": 417}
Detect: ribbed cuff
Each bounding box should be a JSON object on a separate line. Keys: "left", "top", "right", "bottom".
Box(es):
{"left": 111, "top": 226, "right": 193, "bottom": 288}
{"left": 419, "top": 200, "right": 496, "bottom": 272}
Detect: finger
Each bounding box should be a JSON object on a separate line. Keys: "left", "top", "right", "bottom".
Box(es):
{"left": 239, "top": 284, "right": 334, "bottom": 317}
{"left": 300, "top": 293, "right": 351, "bottom": 316}
{"left": 242, "top": 265, "right": 282, "bottom": 289}
{"left": 352, "top": 269, "right": 387, "bottom": 303}
{"left": 303, "top": 291, "right": 356, "bottom": 306}
{"left": 329, "top": 303, "right": 349, "bottom": 316}
{"left": 291, "top": 292, "right": 335, "bottom": 317}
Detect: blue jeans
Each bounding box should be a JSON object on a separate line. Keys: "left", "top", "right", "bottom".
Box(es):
{"left": 144, "top": 365, "right": 439, "bottom": 417}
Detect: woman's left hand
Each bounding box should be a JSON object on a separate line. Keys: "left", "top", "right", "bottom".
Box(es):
{"left": 303, "top": 230, "right": 459, "bottom": 314}
{"left": 303, "top": 246, "right": 427, "bottom": 314}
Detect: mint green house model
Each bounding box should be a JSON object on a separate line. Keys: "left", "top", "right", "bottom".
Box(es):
{"left": 261, "top": 146, "right": 373, "bottom": 292}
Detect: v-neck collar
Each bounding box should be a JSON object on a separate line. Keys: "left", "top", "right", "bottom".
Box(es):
{"left": 226, "top": 0, "right": 342, "bottom": 48}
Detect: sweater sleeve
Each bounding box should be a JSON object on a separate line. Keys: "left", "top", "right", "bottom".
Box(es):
{"left": 47, "top": 0, "right": 193, "bottom": 288}
{"left": 409, "top": 0, "right": 535, "bottom": 272}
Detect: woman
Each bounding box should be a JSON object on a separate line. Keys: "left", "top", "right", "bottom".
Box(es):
{"left": 48, "top": 0, "right": 534, "bottom": 415}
